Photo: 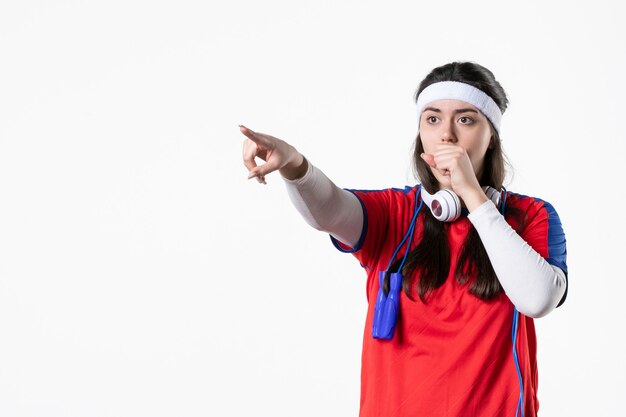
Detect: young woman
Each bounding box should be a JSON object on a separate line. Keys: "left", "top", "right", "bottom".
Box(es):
{"left": 239, "top": 61, "right": 568, "bottom": 417}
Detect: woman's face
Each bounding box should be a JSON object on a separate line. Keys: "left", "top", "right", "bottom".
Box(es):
{"left": 419, "top": 99, "right": 493, "bottom": 189}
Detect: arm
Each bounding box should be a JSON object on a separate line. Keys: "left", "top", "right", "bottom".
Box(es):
{"left": 421, "top": 143, "right": 567, "bottom": 318}
{"left": 281, "top": 158, "right": 363, "bottom": 248}
{"left": 239, "top": 125, "right": 363, "bottom": 247}
{"left": 468, "top": 200, "right": 567, "bottom": 318}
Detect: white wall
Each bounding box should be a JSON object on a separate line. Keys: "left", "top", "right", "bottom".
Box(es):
{"left": 0, "top": 1, "right": 623, "bottom": 416}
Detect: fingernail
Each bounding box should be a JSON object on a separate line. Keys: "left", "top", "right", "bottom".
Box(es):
{"left": 248, "top": 173, "right": 257, "bottom": 179}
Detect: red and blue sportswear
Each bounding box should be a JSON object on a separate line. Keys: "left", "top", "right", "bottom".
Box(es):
{"left": 330, "top": 185, "right": 568, "bottom": 417}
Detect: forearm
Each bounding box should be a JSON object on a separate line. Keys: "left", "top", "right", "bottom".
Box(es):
{"left": 468, "top": 201, "right": 567, "bottom": 318}
{"left": 281, "top": 158, "right": 363, "bottom": 247}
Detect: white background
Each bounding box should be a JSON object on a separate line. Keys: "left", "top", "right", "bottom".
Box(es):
{"left": 0, "top": 1, "right": 624, "bottom": 416}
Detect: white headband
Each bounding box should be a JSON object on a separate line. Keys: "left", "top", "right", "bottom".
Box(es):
{"left": 416, "top": 81, "right": 502, "bottom": 134}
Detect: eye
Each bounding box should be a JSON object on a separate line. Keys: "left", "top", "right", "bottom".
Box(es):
{"left": 426, "top": 116, "right": 438, "bottom": 124}
{"left": 459, "top": 116, "right": 474, "bottom": 124}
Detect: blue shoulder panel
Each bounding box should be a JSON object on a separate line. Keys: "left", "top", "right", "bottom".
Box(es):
{"left": 535, "top": 198, "right": 568, "bottom": 274}
{"left": 532, "top": 196, "right": 569, "bottom": 308}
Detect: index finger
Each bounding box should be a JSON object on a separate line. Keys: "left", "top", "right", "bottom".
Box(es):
{"left": 433, "top": 142, "right": 462, "bottom": 151}
{"left": 239, "top": 125, "right": 271, "bottom": 147}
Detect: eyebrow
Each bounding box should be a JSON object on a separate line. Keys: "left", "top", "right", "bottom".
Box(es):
{"left": 423, "top": 107, "right": 479, "bottom": 114}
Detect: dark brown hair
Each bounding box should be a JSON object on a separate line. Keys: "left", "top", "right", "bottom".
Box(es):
{"left": 382, "top": 62, "right": 526, "bottom": 303}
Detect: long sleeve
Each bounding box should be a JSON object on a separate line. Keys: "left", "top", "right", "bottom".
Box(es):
{"left": 281, "top": 158, "right": 363, "bottom": 248}
{"left": 467, "top": 200, "right": 567, "bottom": 318}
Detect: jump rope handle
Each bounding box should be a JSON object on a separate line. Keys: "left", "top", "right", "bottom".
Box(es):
{"left": 372, "top": 271, "right": 403, "bottom": 340}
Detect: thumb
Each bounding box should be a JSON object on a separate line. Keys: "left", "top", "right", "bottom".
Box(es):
{"left": 248, "top": 158, "right": 281, "bottom": 179}
{"left": 420, "top": 152, "right": 436, "bottom": 169}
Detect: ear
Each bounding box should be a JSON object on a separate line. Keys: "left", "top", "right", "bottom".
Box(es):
{"left": 488, "top": 135, "right": 495, "bottom": 149}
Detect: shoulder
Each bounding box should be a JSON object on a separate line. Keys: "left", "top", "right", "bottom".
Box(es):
{"left": 331, "top": 185, "right": 421, "bottom": 261}
{"left": 347, "top": 185, "right": 419, "bottom": 199}
{"left": 504, "top": 190, "right": 563, "bottom": 223}
{"left": 346, "top": 185, "right": 421, "bottom": 210}
{"left": 505, "top": 189, "right": 567, "bottom": 271}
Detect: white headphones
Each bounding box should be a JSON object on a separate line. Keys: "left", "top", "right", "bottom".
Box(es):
{"left": 420, "top": 186, "right": 502, "bottom": 222}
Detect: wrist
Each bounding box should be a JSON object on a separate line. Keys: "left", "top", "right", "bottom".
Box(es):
{"left": 279, "top": 152, "right": 307, "bottom": 180}
{"left": 461, "top": 187, "right": 489, "bottom": 212}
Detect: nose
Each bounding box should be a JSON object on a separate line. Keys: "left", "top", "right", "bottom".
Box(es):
{"left": 441, "top": 129, "right": 457, "bottom": 143}
{"left": 440, "top": 126, "right": 457, "bottom": 143}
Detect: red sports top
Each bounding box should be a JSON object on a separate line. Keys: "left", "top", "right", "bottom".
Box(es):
{"left": 330, "top": 185, "right": 568, "bottom": 417}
